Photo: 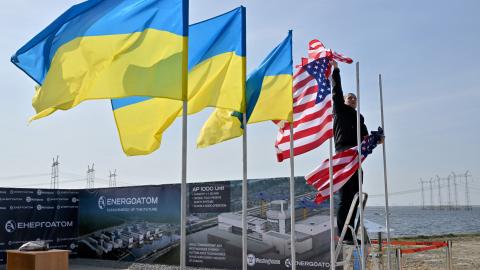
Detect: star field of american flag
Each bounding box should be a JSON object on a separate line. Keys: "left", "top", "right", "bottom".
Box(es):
{"left": 304, "top": 57, "right": 331, "bottom": 104}
{"left": 361, "top": 127, "right": 384, "bottom": 157}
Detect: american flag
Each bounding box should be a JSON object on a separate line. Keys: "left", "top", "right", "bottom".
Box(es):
{"left": 275, "top": 57, "right": 333, "bottom": 162}
{"left": 305, "top": 128, "right": 384, "bottom": 204}
{"left": 308, "top": 39, "right": 353, "bottom": 65}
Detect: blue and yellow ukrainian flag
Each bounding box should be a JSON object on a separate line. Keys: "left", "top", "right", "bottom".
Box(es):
{"left": 111, "top": 7, "right": 246, "bottom": 156}
{"left": 11, "top": 0, "right": 188, "bottom": 121}
{"left": 197, "top": 31, "right": 293, "bottom": 148}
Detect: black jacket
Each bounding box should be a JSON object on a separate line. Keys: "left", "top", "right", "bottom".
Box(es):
{"left": 332, "top": 68, "right": 368, "bottom": 152}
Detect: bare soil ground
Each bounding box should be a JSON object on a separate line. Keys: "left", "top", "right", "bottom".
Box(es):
{"left": 369, "top": 234, "right": 480, "bottom": 269}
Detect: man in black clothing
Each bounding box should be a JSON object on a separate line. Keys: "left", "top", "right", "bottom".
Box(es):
{"left": 331, "top": 60, "right": 368, "bottom": 243}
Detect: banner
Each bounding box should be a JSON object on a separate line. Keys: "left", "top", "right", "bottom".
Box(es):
{"left": 0, "top": 177, "right": 337, "bottom": 269}
{"left": 186, "top": 177, "right": 338, "bottom": 270}
{"left": 77, "top": 185, "right": 180, "bottom": 265}
{"left": 0, "top": 188, "right": 80, "bottom": 263}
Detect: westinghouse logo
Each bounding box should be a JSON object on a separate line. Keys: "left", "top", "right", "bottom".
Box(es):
{"left": 25, "top": 196, "right": 43, "bottom": 203}
{"left": 4, "top": 220, "right": 74, "bottom": 233}
{"left": 97, "top": 195, "right": 158, "bottom": 210}
{"left": 36, "top": 204, "right": 54, "bottom": 211}
{"left": 36, "top": 190, "right": 54, "bottom": 196}
{"left": 247, "top": 255, "right": 280, "bottom": 267}
{"left": 247, "top": 254, "right": 256, "bottom": 267}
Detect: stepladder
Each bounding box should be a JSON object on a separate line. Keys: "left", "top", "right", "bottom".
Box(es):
{"left": 333, "top": 192, "right": 370, "bottom": 269}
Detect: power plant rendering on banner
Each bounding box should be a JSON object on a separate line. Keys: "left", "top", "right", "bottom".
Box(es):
{"left": 192, "top": 199, "right": 332, "bottom": 262}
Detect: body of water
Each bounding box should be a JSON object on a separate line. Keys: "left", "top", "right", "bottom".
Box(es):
{"left": 365, "top": 206, "right": 480, "bottom": 237}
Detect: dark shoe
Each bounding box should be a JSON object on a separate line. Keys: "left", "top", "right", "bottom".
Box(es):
{"left": 342, "top": 239, "right": 355, "bottom": 245}
{"left": 342, "top": 239, "right": 362, "bottom": 246}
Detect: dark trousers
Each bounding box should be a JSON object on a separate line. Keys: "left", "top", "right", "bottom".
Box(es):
{"left": 336, "top": 170, "right": 361, "bottom": 240}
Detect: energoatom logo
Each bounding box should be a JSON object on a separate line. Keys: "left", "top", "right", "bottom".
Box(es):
{"left": 97, "top": 196, "right": 159, "bottom": 210}
{"left": 5, "top": 220, "right": 16, "bottom": 233}
{"left": 98, "top": 196, "right": 106, "bottom": 210}
{"left": 285, "top": 258, "right": 292, "bottom": 268}
{"left": 4, "top": 220, "right": 74, "bottom": 233}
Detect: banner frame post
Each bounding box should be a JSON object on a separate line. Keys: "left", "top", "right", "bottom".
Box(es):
{"left": 355, "top": 62, "right": 366, "bottom": 270}
{"left": 446, "top": 240, "right": 453, "bottom": 270}
{"left": 395, "top": 248, "right": 402, "bottom": 270}
{"left": 378, "top": 74, "right": 392, "bottom": 270}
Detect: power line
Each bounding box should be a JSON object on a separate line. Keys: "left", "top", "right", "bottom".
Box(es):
{"left": 6, "top": 178, "right": 87, "bottom": 188}
{"left": 369, "top": 188, "right": 421, "bottom": 198}
{"left": 0, "top": 173, "right": 50, "bottom": 180}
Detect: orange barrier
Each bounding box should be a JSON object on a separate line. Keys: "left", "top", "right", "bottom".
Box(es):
{"left": 401, "top": 244, "right": 446, "bottom": 254}
{"left": 370, "top": 240, "right": 448, "bottom": 254}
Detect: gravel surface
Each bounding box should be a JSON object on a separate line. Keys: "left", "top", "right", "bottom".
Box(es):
{"left": 2, "top": 234, "right": 478, "bottom": 270}
{"left": 366, "top": 234, "right": 480, "bottom": 270}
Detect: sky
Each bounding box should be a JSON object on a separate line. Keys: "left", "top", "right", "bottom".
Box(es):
{"left": 0, "top": 0, "right": 479, "bottom": 206}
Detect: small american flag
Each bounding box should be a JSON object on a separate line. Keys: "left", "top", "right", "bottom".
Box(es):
{"left": 309, "top": 39, "right": 353, "bottom": 65}
{"left": 275, "top": 57, "right": 333, "bottom": 162}
{"left": 305, "top": 128, "right": 384, "bottom": 204}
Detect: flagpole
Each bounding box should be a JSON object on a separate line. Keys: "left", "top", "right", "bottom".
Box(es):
{"left": 378, "top": 74, "right": 392, "bottom": 270}
{"left": 241, "top": 8, "right": 248, "bottom": 270}
{"left": 328, "top": 137, "right": 335, "bottom": 270}
{"left": 355, "top": 62, "right": 366, "bottom": 270}
{"left": 242, "top": 112, "right": 248, "bottom": 270}
{"left": 180, "top": 6, "right": 189, "bottom": 267}
{"left": 328, "top": 61, "right": 335, "bottom": 270}
{"left": 288, "top": 125, "right": 296, "bottom": 270}
{"left": 288, "top": 30, "right": 296, "bottom": 270}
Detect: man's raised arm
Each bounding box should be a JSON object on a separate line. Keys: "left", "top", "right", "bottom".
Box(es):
{"left": 331, "top": 60, "right": 345, "bottom": 111}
